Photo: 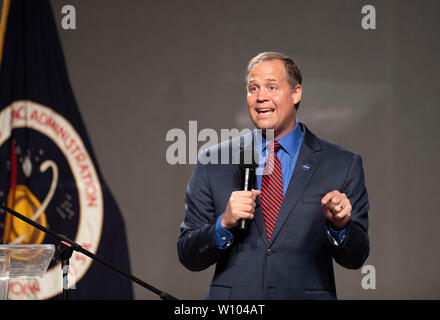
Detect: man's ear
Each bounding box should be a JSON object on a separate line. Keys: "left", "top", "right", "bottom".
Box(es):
{"left": 291, "top": 84, "right": 302, "bottom": 105}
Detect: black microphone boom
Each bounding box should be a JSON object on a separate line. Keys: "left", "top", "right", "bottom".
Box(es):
{"left": 0, "top": 201, "right": 177, "bottom": 300}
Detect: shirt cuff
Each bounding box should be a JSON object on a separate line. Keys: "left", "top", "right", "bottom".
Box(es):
{"left": 215, "top": 214, "right": 234, "bottom": 249}
{"left": 327, "top": 225, "right": 347, "bottom": 246}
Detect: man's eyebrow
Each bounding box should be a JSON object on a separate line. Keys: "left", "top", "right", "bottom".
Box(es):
{"left": 248, "top": 78, "right": 277, "bottom": 84}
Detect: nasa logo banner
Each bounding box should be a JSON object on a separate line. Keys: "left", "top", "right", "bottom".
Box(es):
{"left": 0, "top": 0, "right": 133, "bottom": 299}
{"left": 0, "top": 101, "right": 104, "bottom": 299}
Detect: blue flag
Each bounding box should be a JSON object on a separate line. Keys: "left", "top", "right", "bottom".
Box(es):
{"left": 0, "top": 0, "right": 133, "bottom": 299}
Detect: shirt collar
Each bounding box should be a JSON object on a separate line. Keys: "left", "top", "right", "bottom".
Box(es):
{"left": 255, "top": 120, "right": 304, "bottom": 156}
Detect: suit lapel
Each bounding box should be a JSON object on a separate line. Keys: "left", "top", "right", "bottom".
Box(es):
{"left": 267, "top": 124, "right": 322, "bottom": 246}
{"left": 253, "top": 194, "right": 269, "bottom": 247}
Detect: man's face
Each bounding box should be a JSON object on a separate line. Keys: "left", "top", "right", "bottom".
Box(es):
{"left": 247, "top": 59, "right": 301, "bottom": 139}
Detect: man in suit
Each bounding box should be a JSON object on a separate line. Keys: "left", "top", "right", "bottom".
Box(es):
{"left": 178, "top": 52, "right": 370, "bottom": 299}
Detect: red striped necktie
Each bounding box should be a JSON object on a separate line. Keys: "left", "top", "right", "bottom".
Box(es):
{"left": 261, "top": 140, "right": 283, "bottom": 241}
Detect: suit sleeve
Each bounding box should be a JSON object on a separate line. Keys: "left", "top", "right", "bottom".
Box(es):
{"left": 177, "top": 153, "right": 230, "bottom": 271}
{"left": 329, "top": 153, "right": 370, "bottom": 269}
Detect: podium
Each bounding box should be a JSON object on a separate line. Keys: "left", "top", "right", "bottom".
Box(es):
{"left": 0, "top": 201, "right": 178, "bottom": 300}
{"left": 0, "top": 244, "right": 55, "bottom": 300}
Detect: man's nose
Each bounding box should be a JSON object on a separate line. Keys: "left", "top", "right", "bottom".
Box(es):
{"left": 257, "top": 87, "right": 269, "bottom": 102}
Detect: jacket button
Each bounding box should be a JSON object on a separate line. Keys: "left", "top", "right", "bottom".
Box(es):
{"left": 266, "top": 249, "right": 272, "bottom": 256}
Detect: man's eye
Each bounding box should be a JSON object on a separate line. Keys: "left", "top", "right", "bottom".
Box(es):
{"left": 269, "top": 86, "right": 276, "bottom": 90}
{"left": 249, "top": 87, "right": 257, "bottom": 92}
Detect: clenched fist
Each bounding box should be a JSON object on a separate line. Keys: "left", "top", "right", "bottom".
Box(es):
{"left": 321, "top": 190, "right": 352, "bottom": 230}
{"left": 222, "top": 190, "right": 261, "bottom": 229}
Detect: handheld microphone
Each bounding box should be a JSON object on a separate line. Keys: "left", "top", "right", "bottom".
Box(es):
{"left": 238, "top": 148, "right": 258, "bottom": 231}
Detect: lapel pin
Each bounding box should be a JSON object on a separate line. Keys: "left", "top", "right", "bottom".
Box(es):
{"left": 302, "top": 164, "right": 311, "bottom": 171}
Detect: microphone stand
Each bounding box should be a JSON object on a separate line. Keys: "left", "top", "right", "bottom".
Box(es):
{"left": 0, "top": 201, "right": 177, "bottom": 301}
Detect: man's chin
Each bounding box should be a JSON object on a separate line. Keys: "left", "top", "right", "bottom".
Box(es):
{"left": 252, "top": 118, "right": 275, "bottom": 129}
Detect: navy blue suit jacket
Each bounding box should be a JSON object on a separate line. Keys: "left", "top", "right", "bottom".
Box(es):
{"left": 178, "top": 123, "right": 369, "bottom": 299}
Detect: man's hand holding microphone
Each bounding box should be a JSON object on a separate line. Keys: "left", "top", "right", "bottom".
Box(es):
{"left": 221, "top": 190, "right": 261, "bottom": 229}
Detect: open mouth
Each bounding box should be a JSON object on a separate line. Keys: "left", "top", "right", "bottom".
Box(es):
{"left": 256, "top": 108, "right": 275, "bottom": 114}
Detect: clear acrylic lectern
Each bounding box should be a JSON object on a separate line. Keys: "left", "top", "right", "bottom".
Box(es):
{"left": 0, "top": 244, "right": 55, "bottom": 300}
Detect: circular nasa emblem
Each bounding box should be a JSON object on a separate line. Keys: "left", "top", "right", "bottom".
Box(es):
{"left": 0, "top": 100, "right": 103, "bottom": 299}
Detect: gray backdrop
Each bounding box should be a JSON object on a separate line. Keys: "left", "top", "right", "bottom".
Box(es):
{"left": 16, "top": 0, "right": 439, "bottom": 299}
